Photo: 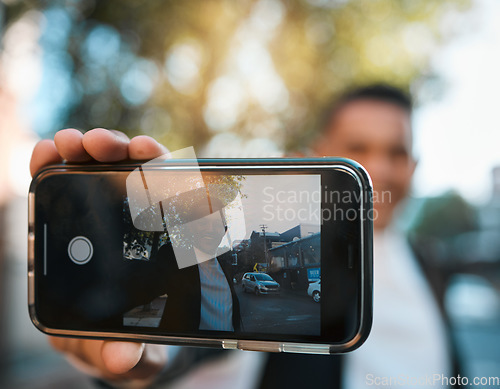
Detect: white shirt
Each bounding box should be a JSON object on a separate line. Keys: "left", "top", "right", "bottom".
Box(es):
{"left": 343, "top": 227, "right": 452, "bottom": 388}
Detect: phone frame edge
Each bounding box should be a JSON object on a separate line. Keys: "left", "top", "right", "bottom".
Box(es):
{"left": 28, "top": 157, "right": 373, "bottom": 355}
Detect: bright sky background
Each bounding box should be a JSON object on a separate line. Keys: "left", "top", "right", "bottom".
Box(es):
{"left": 412, "top": 0, "right": 500, "bottom": 204}
{"left": 237, "top": 174, "right": 321, "bottom": 239}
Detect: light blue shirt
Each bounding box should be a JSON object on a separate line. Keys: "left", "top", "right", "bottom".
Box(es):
{"left": 196, "top": 254, "right": 233, "bottom": 331}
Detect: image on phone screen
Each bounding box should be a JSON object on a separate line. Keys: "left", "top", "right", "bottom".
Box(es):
{"left": 31, "top": 160, "right": 369, "bottom": 348}
{"left": 121, "top": 173, "right": 321, "bottom": 337}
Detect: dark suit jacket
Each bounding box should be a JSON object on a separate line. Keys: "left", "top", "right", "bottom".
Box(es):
{"left": 100, "top": 240, "right": 240, "bottom": 334}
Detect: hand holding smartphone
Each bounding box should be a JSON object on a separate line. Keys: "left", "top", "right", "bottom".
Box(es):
{"left": 29, "top": 129, "right": 373, "bottom": 380}
{"left": 30, "top": 129, "right": 171, "bottom": 382}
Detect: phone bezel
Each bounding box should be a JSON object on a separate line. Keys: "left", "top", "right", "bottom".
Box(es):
{"left": 28, "top": 158, "right": 373, "bottom": 354}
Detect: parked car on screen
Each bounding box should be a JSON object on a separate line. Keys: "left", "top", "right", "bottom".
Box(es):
{"left": 308, "top": 280, "right": 321, "bottom": 303}
{"left": 242, "top": 272, "right": 280, "bottom": 295}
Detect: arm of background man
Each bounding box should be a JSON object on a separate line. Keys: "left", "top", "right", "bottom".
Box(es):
{"left": 30, "top": 128, "right": 170, "bottom": 385}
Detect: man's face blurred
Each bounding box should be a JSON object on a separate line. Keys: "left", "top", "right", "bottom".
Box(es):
{"left": 189, "top": 210, "right": 226, "bottom": 254}
{"left": 313, "top": 100, "right": 416, "bottom": 230}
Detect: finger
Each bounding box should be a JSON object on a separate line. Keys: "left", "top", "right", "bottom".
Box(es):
{"left": 49, "top": 336, "right": 102, "bottom": 366}
{"left": 124, "top": 344, "right": 167, "bottom": 380}
{"left": 102, "top": 343, "right": 167, "bottom": 381}
{"left": 49, "top": 337, "right": 105, "bottom": 377}
{"left": 49, "top": 337, "right": 144, "bottom": 379}
{"left": 30, "top": 140, "right": 63, "bottom": 177}
{"left": 109, "top": 130, "right": 130, "bottom": 142}
{"left": 101, "top": 341, "right": 145, "bottom": 376}
{"left": 48, "top": 335, "right": 68, "bottom": 352}
{"left": 75, "top": 340, "right": 151, "bottom": 381}
{"left": 82, "top": 128, "right": 129, "bottom": 162}
{"left": 54, "top": 129, "right": 92, "bottom": 162}
{"left": 128, "top": 135, "right": 169, "bottom": 160}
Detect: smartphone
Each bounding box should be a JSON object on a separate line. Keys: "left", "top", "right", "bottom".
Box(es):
{"left": 28, "top": 157, "right": 373, "bottom": 354}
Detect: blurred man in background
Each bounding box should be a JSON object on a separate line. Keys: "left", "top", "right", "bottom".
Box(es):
{"left": 29, "top": 84, "right": 460, "bottom": 388}
{"left": 259, "top": 84, "right": 459, "bottom": 388}
{"left": 310, "top": 85, "right": 458, "bottom": 387}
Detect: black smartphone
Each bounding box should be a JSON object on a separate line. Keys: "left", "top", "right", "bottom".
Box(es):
{"left": 28, "top": 157, "right": 373, "bottom": 354}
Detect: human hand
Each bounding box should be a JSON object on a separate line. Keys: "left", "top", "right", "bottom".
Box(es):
{"left": 30, "top": 128, "right": 169, "bottom": 384}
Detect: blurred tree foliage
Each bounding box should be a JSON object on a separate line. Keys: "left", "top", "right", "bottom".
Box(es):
{"left": 410, "top": 190, "right": 478, "bottom": 240}
{"left": 3, "top": 0, "right": 470, "bottom": 153}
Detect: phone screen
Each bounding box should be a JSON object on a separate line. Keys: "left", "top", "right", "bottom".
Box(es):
{"left": 32, "top": 162, "right": 368, "bottom": 345}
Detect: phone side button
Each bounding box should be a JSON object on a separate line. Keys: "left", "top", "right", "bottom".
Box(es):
{"left": 283, "top": 343, "right": 331, "bottom": 354}
{"left": 237, "top": 341, "right": 281, "bottom": 353}
{"left": 222, "top": 340, "right": 238, "bottom": 350}
{"left": 28, "top": 270, "right": 35, "bottom": 305}
{"left": 28, "top": 232, "right": 34, "bottom": 271}
{"left": 28, "top": 193, "right": 34, "bottom": 228}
